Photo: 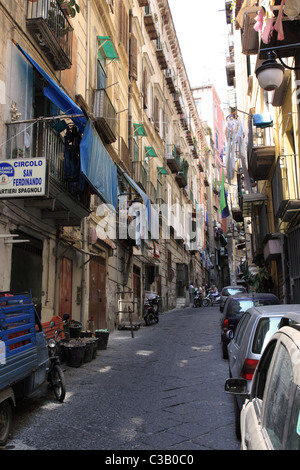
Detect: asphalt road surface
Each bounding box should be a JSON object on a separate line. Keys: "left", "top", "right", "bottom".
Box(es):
{"left": 7, "top": 305, "right": 240, "bottom": 452}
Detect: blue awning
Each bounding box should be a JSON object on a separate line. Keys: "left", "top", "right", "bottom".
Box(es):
{"left": 80, "top": 120, "right": 118, "bottom": 208}
{"left": 15, "top": 42, "right": 87, "bottom": 132}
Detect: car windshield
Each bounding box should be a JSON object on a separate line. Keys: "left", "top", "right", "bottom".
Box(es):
{"left": 222, "top": 287, "right": 245, "bottom": 296}
{"left": 252, "top": 317, "right": 283, "bottom": 354}
{"left": 227, "top": 297, "right": 278, "bottom": 319}
{"left": 227, "top": 300, "right": 255, "bottom": 319}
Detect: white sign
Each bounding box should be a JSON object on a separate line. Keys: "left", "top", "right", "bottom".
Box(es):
{"left": 0, "top": 158, "right": 46, "bottom": 197}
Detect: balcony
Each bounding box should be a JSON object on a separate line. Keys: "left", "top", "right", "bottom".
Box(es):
{"left": 147, "top": 181, "right": 156, "bottom": 204}
{"left": 155, "top": 38, "right": 168, "bottom": 70}
{"left": 166, "top": 145, "right": 181, "bottom": 173}
{"left": 93, "top": 89, "right": 117, "bottom": 144}
{"left": 259, "top": 18, "right": 300, "bottom": 60}
{"left": 144, "top": 6, "right": 159, "bottom": 41}
{"left": 175, "top": 161, "right": 188, "bottom": 188}
{"left": 242, "top": 192, "right": 267, "bottom": 218}
{"left": 132, "top": 161, "right": 148, "bottom": 192}
{"left": 5, "top": 120, "right": 90, "bottom": 225}
{"left": 137, "top": 0, "right": 149, "bottom": 6}
{"left": 173, "top": 90, "right": 184, "bottom": 115}
{"left": 26, "top": 0, "right": 73, "bottom": 71}
{"left": 247, "top": 123, "right": 275, "bottom": 181}
{"left": 165, "top": 69, "right": 176, "bottom": 94}
{"left": 120, "top": 137, "right": 130, "bottom": 173}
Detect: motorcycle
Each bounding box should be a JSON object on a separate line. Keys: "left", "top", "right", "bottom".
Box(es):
{"left": 47, "top": 321, "right": 66, "bottom": 402}
{"left": 193, "top": 291, "right": 202, "bottom": 307}
{"left": 143, "top": 294, "right": 160, "bottom": 325}
{"left": 202, "top": 290, "right": 221, "bottom": 307}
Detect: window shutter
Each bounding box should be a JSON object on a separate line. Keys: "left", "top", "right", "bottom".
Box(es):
{"left": 143, "top": 68, "right": 148, "bottom": 108}
{"left": 154, "top": 96, "right": 159, "bottom": 131}
{"left": 131, "top": 34, "right": 138, "bottom": 80}
{"left": 119, "top": 0, "right": 129, "bottom": 56}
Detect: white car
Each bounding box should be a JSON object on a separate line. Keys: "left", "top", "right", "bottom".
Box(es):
{"left": 225, "top": 307, "right": 300, "bottom": 450}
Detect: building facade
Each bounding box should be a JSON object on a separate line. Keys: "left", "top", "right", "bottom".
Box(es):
{"left": 226, "top": 0, "right": 300, "bottom": 302}
{"left": 0, "top": 0, "right": 221, "bottom": 330}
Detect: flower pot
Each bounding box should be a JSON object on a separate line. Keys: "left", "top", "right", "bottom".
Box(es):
{"left": 95, "top": 330, "right": 109, "bottom": 350}
{"left": 64, "top": 341, "right": 85, "bottom": 367}
{"left": 69, "top": 321, "right": 82, "bottom": 338}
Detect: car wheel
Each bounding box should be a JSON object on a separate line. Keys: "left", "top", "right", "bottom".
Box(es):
{"left": 222, "top": 341, "right": 228, "bottom": 359}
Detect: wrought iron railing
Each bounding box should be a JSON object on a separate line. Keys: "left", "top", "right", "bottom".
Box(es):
{"left": 26, "top": 0, "right": 73, "bottom": 67}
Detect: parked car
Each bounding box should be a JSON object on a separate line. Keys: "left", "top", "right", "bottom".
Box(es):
{"left": 225, "top": 306, "right": 300, "bottom": 449}
{"left": 227, "top": 304, "right": 289, "bottom": 438}
{"left": 219, "top": 285, "right": 246, "bottom": 312}
{"left": 221, "top": 293, "right": 280, "bottom": 359}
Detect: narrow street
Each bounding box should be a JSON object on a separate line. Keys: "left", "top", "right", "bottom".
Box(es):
{"left": 7, "top": 305, "right": 240, "bottom": 452}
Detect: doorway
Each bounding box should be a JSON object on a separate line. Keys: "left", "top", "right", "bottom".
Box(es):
{"left": 10, "top": 231, "right": 43, "bottom": 316}
{"left": 89, "top": 257, "right": 107, "bottom": 330}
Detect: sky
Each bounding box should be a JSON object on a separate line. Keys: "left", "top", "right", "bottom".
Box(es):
{"left": 168, "top": 0, "right": 230, "bottom": 108}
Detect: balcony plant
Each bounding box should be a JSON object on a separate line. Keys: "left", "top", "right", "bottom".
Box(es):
{"left": 57, "top": 0, "right": 80, "bottom": 18}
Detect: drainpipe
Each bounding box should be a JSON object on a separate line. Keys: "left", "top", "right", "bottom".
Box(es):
{"left": 128, "top": 9, "right": 133, "bottom": 173}
{"left": 80, "top": 0, "right": 91, "bottom": 328}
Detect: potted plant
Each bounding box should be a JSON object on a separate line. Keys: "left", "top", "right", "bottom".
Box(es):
{"left": 57, "top": 0, "right": 80, "bottom": 18}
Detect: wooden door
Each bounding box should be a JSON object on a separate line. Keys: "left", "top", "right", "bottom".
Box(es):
{"left": 59, "top": 257, "right": 73, "bottom": 319}
{"left": 89, "top": 258, "right": 107, "bottom": 330}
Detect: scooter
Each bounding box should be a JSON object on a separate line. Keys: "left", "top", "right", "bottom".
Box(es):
{"left": 202, "top": 291, "right": 221, "bottom": 307}
{"left": 193, "top": 291, "right": 202, "bottom": 307}
{"left": 47, "top": 321, "right": 66, "bottom": 402}
{"left": 143, "top": 295, "right": 160, "bottom": 325}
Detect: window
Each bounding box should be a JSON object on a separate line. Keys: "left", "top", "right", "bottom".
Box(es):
{"left": 252, "top": 317, "right": 283, "bottom": 355}
{"left": 234, "top": 312, "right": 251, "bottom": 347}
{"left": 286, "top": 386, "right": 300, "bottom": 450}
{"left": 264, "top": 343, "right": 294, "bottom": 449}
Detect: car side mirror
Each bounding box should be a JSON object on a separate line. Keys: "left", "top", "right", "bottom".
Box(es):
{"left": 226, "top": 330, "right": 234, "bottom": 340}
{"left": 225, "top": 378, "right": 249, "bottom": 398}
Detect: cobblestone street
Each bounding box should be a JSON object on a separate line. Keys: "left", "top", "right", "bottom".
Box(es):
{"left": 9, "top": 306, "right": 240, "bottom": 451}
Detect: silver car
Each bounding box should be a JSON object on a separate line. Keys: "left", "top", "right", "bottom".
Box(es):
{"left": 225, "top": 306, "right": 300, "bottom": 450}
{"left": 227, "top": 305, "right": 288, "bottom": 438}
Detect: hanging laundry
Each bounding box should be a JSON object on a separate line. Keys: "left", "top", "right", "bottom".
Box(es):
{"left": 64, "top": 127, "right": 81, "bottom": 182}
{"left": 254, "top": 0, "right": 276, "bottom": 44}
{"left": 274, "top": 0, "right": 286, "bottom": 41}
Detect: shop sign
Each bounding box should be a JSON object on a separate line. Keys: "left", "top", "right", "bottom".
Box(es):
{"left": 0, "top": 158, "right": 46, "bottom": 198}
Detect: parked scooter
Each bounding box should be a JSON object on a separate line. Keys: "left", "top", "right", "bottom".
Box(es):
{"left": 143, "top": 294, "right": 160, "bottom": 325}
{"left": 202, "top": 290, "right": 221, "bottom": 307}
{"left": 47, "top": 321, "right": 66, "bottom": 402}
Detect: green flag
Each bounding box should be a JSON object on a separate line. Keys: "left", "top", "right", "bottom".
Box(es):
{"left": 219, "top": 170, "right": 226, "bottom": 213}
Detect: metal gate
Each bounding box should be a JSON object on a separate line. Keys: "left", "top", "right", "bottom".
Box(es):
{"left": 288, "top": 224, "right": 300, "bottom": 303}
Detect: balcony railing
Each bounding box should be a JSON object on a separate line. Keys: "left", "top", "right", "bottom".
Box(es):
{"left": 166, "top": 144, "right": 181, "bottom": 173}
{"left": 175, "top": 161, "right": 188, "bottom": 188}
{"left": 93, "top": 89, "right": 117, "bottom": 144}
{"left": 247, "top": 121, "right": 275, "bottom": 181}
{"left": 132, "top": 161, "right": 148, "bottom": 192}
{"left": 273, "top": 156, "right": 300, "bottom": 224}
{"left": 155, "top": 37, "right": 168, "bottom": 70}
{"left": 26, "top": 0, "right": 73, "bottom": 70}
{"left": 144, "top": 6, "right": 159, "bottom": 40}
{"left": 6, "top": 120, "right": 90, "bottom": 222}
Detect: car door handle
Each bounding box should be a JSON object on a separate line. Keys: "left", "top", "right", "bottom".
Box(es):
{"left": 233, "top": 355, "right": 237, "bottom": 360}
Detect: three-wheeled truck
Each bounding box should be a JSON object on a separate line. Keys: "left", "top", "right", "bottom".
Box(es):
{"left": 0, "top": 290, "right": 65, "bottom": 446}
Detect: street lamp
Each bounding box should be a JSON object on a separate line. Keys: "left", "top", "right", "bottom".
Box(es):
{"left": 255, "top": 51, "right": 285, "bottom": 91}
